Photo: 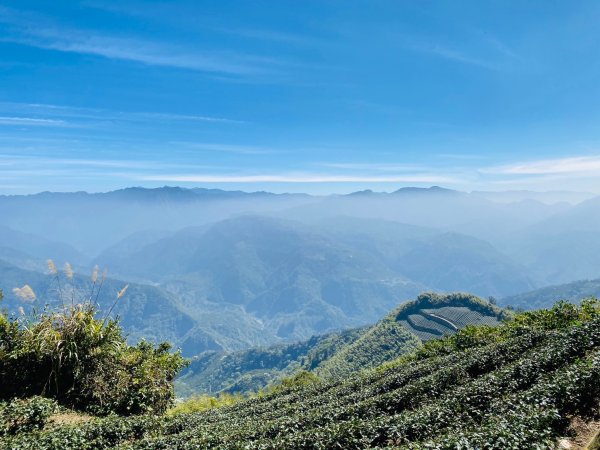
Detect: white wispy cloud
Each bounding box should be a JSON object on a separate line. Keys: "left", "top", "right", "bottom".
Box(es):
{"left": 0, "top": 154, "right": 221, "bottom": 171}
{"left": 0, "top": 6, "right": 280, "bottom": 76}
{"left": 137, "top": 173, "right": 458, "bottom": 184}
{"left": 424, "top": 45, "right": 496, "bottom": 69}
{"left": 482, "top": 155, "right": 600, "bottom": 175}
{"left": 134, "top": 112, "right": 244, "bottom": 124}
{"left": 486, "top": 36, "right": 519, "bottom": 59}
{"left": 398, "top": 32, "right": 518, "bottom": 71}
{"left": 215, "top": 27, "right": 323, "bottom": 47}
{"left": 0, "top": 116, "right": 69, "bottom": 126}
{"left": 3, "top": 33, "right": 266, "bottom": 75}
{"left": 318, "top": 162, "right": 427, "bottom": 172}
{"left": 0, "top": 102, "right": 243, "bottom": 126}
{"left": 170, "top": 142, "right": 279, "bottom": 155}
{"left": 398, "top": 36, "right": 497, "bottom": 70}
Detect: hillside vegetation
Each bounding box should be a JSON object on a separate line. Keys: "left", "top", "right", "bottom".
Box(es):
{"left": 502, "top": 276, "right": 600, "bottom": 310}
{"left": 2, "top": 299, "right": 599, "bottom": 449}
{"left": 177, "top": 293, "right": 508, "bottom": 395}
{"left": 177, "top": 327, "right": 367, "bottom": 396}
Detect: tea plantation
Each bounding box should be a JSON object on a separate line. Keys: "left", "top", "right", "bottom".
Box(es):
{"left": 1, "top": 299, "right": 599, "bottom": 449}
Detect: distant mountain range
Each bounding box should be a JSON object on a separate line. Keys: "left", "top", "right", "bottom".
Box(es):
{"left": 0, "top": 185, "right": 598, "bottom": 360}
{"left": 91, "top": 214, "right": 529, "bottom": 333}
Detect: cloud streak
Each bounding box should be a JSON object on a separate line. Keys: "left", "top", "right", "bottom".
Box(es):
{"left": 0, "top": 102, "right": 244, "bottom": 127}
{"left": 424, "top": 45, "right": 496, "bottom": 69}
{"left": 137, "top": 173, "right": 459, "bottom": 184}
{"left": 397, "top": 32, "right": 518, "bottom": 71}
{"left": 399, "top": 37, "right": 498, "bottom": 70}
{"left": 0, "top": 116, "right": 69, "bottom": 126}
{"left": 169, "top": 142, "right": 279, "bottom": 155}
{"left": 0, "top": 6, "right": 281, "bottom": 76}
{"left": 483, "top": 155, "right": 600, "bottom": 175}
{"left": 0, "top": 154, "right": 221, "bottom": 171}
{"left": 318, "top": 162, "right": 427, "bottom": 172}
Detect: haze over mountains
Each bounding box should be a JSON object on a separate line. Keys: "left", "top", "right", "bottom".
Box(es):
{"left": 1, "top": 185, "right": 599, "bottom": 357}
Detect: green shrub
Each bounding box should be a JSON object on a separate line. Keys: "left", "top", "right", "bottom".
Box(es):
{"left": 167, "top": 392, "right": 245, "bottom": 416}
{"left": 0, "top": 396, "right": 58, "bottom": 435}
{"left": 266, "top": 370, "right": 321, "bottom": 394}
{"left": 0, "top": 304, "right": 188, "bottom": 415}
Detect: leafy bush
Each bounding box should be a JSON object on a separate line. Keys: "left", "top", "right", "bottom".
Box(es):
{"left": 0, "top": 397, "right": 58, "bottom": 435}
{"left": 167, "top": 392, "right": 245, "bottom": 416}
{"left": 267, "top": 370, "right": 320, "bottom": 393}
{"left": 0, "top": 301, "right": 187, "bottom": 415}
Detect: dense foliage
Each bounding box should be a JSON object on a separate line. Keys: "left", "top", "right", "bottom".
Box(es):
{"left": 0, "top": 397, "right": 58, "bottom": 436}
{"left": 2, "top": 299, "right": 598, "bottom": 449}
{"left": 0, "top": 294, "right": 187, "bottom": 416}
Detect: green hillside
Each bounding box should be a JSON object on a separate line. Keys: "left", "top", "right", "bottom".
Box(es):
{"left": 502, "top": 277, "right": 600, "bottom": 310}
{"left": 3, "top": 300, "right": 599, "bottom": 449}
{"left": 176, "top": 327, "right": 366, "bottom": 397}
{"left": 313, "top": 313, "right": 419, "bottom": 380}
{"left": 177, "top": 293, "right": 509, "bottom": 396}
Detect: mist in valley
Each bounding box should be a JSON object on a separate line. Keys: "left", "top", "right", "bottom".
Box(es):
{"left": 1, "top": 185, "right": 599, "bottom": 357}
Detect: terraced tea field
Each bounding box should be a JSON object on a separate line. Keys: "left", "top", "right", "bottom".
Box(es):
{"left": 399, "top": 305, "right": 500, "bottom": 341}
{"left": 3, "top": 301, "right": 598, "bottom": 450}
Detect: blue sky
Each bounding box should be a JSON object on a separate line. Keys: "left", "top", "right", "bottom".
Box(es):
{"left": 1, "top": 0, "right": 600, "bottom": 194}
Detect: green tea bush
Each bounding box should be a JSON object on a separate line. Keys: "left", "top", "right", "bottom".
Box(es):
{"left": 0, "top": 397, "right": 58, "bottom": 435}
{"left": 2, "top": 299, "right": 599, "bottom": 449}
{"left": 167, "top": 392, "right": 245, "bottom": 416}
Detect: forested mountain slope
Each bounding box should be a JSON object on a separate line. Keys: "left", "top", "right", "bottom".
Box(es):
{"left": 177, "top": 293, "right": 509, "bottom": 396}
{"left": 89, "top": 216, "right": 529, "bottom": 341}
{"left": 502, "top": 277, "right": 600, "bottom": 310}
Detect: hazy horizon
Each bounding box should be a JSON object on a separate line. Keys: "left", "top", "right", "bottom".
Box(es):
{"left": 0, "top": 184, "right": 598, "bottom": 203}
